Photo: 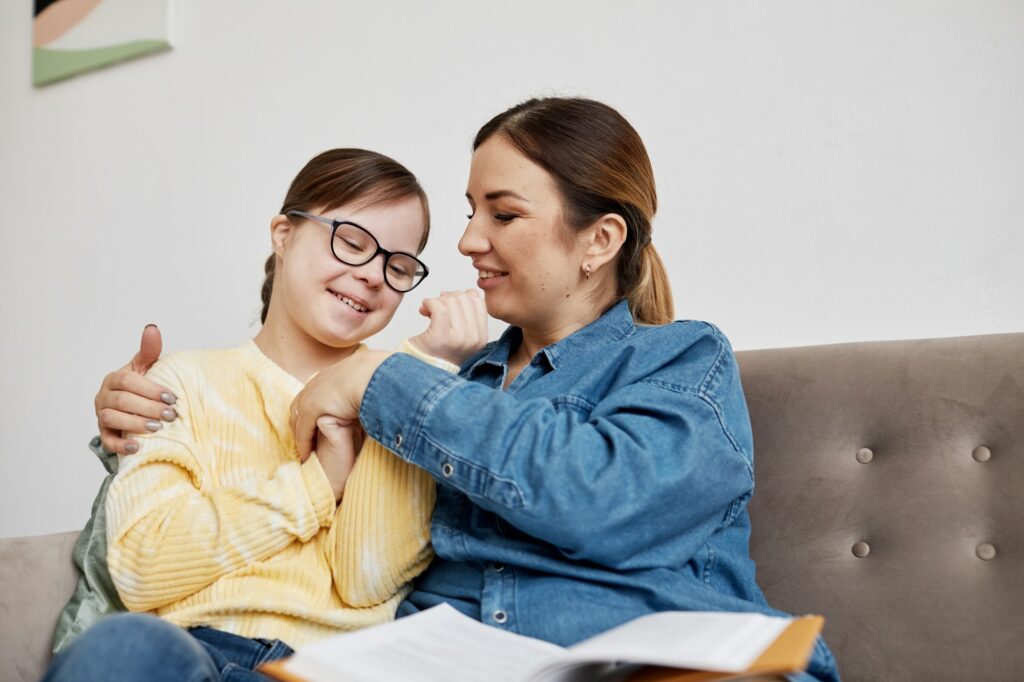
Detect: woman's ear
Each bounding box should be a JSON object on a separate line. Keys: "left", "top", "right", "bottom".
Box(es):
{"left": 270, "top": 214, "right": 294, "bottom": 257}
{"left": 582, "top": 213, "right": 628, "bottom": 271}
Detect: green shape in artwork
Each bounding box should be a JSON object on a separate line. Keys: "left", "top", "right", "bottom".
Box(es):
{"left": 33, "top": 40, "right": 170, "bottom": 87}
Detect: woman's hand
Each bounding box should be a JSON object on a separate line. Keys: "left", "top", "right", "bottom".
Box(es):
{"left": 95, "top": 325, "right": 178, "bottom": 455}
{"left": 290, "top": 350, "right": 394, "bottom": 462}
{"left": 409, "top": 290, "right": 488, "bottom": 366}
{"left": 312, "top": 415, "right": 364, "bottom": 501}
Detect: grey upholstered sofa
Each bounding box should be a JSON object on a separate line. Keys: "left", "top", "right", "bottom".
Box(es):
{"left": 1, "top": 333, "right": 1021, "bottom": 682}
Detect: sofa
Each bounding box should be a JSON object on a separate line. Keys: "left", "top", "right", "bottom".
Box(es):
{"left": 1, "top": 332, "right": 1020, "bottom": 682}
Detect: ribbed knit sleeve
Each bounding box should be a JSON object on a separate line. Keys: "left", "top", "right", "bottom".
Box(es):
{"left": 328, "top": 339, "right": 457, "bottom": 606}
{"left": 330, "top": 440, "right": 436, "bottom": 606}
{"left": 106, "top": 353, "right": 337, "bottom": 613}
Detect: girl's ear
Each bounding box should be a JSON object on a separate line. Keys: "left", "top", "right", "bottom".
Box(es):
{"left": 270, "top": 214, "right": 293, "bottom": 257}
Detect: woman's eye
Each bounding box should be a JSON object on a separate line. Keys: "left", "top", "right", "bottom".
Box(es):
{"left": 494, "top": 213, "right": 517, "bottom": 223}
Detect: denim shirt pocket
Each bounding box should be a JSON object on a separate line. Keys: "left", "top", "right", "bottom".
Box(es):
{"left": 549, "top": 394, "right": 594, "bottom": 418}
{"left": 419, "top": 433, "right": 526, "bottom": 509}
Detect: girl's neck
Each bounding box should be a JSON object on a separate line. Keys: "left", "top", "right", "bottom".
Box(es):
{"left": 253, "top": 320, "right": 358, "bottom": 384}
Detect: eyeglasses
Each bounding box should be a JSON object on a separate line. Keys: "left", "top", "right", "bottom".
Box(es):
{"left": 287, "top": 210, "right": 429, "bottom": 293}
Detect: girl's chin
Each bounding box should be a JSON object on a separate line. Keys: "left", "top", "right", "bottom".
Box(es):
{"left": 314, "top": 319, "right": 368, "bottom": 348}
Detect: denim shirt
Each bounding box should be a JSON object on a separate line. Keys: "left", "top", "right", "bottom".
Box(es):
{"left": 361, "top": 300, "right": 839, "bottom": 682}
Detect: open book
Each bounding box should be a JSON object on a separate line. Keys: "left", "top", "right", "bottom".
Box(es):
{"left": 260, "top": 603, "right": 823, "bottom": 682}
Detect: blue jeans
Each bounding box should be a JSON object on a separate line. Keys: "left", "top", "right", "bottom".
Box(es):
{"left": 43, "top": 613, "right": 293, "bottom": 682}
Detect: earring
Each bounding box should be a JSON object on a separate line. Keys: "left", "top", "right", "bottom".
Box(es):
{"left": 583, "top": 264, "right": 592, "bottom": 280}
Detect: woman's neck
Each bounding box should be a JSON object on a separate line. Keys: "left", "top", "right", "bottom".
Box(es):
{"left": 253, "top": 319, "right": 358, "bottom": 383}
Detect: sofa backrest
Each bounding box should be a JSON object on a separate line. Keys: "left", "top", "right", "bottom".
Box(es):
{"left": 738, "top": 332, "right": 1024, "bottom": 682}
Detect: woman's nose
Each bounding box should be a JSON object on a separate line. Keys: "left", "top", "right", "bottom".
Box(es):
{"left": 458, "top": 218, "right": 487, "bottom": 257}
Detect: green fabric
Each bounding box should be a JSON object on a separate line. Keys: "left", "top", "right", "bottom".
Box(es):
{"left": 51, "top": 438, "right": 126, "bottom": 653}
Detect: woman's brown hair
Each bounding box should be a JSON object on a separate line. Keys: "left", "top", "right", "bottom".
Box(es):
{"left": 473, "top": 97, "right": 673, "bottom": 325}
{"left": 260, "top": 148, "right": 430, "bottom": 324}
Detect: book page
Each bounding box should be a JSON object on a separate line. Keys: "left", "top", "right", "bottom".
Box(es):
{"left": 282, "top": 603, "right": 565, "bottom": 682}
{"left": 529, "top": 611, "right": 791, "bottom": 678}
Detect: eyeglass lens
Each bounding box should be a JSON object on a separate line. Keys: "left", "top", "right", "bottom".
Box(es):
{"left": 331, "top": 224, "right": 425, "bottom": 291}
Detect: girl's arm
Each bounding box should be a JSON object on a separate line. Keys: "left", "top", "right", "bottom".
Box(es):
{"left": 328, "top": 434, "right": 436, "bottom": 607}
{"left": 106, "top": 353, "right": 338, "bottom": 612}
{"left": 327, "top": 292, "right": 486, "bottom": 607}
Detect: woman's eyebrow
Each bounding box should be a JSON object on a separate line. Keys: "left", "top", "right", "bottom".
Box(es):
{"left": 466, "top": 189, "right": 531, "bottom": 203}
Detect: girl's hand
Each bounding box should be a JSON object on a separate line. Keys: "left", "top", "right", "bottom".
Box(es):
{"left": 409, "top": 290, "right": 488, "bottom": 366}
{"left": 312, "top": 415, "right": 364, "bottom": 501}
{"left": 290, "top": 350, "right": 394, "bottom": 462}
{"left": 95, "top": 325, "right": 178, "bottom": 455}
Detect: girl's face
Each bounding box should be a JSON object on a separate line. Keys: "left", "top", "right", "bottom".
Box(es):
{"left": 460, "top": 135, "right": 584, "bottom": 332}
{"left": 274, "top": 196, "right": 426, "bottom": 349}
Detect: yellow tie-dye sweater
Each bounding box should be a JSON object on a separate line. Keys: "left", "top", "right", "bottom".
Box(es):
{"left": 105, "top": 339, "right": 453, "bottom": 648}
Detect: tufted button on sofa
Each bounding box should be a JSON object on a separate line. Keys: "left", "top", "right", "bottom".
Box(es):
{"left": 1, "top": 333, "right": 1021, "bottom": 682}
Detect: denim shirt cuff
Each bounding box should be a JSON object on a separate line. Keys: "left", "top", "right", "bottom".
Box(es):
{"left": 360, "top": 353, "right": 461, "bottom": 466}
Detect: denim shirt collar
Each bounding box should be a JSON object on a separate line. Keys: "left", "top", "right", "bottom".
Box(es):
{"left": 466, "top": 298, "right": 635, "bottom": 379}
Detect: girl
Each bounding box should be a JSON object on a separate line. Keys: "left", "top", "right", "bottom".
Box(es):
{"left": 46, "top": 148, "right": 486, "bottom": 681}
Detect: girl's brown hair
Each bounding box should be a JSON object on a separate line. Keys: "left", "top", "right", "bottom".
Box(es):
{"left": 473, "top": 97, "right": 673, "bottom": 325}
{"left": 260, "top": 148, "right": 429, "bottom": 324}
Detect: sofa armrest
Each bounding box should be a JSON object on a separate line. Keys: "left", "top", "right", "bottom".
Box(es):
{"left": 0, "top": 531, "right": 80, "bottom": 682}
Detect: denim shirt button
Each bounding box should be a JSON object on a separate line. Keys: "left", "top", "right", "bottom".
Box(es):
{"left": 492, "top": 609, "right": 508, "bottom": 624}
{"left": 393, "top": 433, "right": 403, "bottom": 448}
{"left": 441, "top": 462, "right": 454, "bottom": 478}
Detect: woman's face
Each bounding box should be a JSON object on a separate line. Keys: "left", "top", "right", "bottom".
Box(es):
{"left": 276, "top": 196, "right": 426, "bottom": 349}
{"left": 460, "top": 135, "right": 585, "bottom": 332}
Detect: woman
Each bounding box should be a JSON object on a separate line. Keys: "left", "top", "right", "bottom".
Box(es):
{"left": 95, "top": 98, "right": 840, "bottom": 681}
{"left": 46, "top": 148, "right": 487, "bottom": 681}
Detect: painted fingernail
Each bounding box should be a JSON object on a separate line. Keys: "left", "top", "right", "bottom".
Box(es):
{"left": 145, "top": 420, "right": 163, "bottom": 432}
{"left": 160, "top": 392, "right": 177, "bottom": 405}
{"left": 161, "top": 408, "right": 178, "bottom": 421}
{"left": 124, "top": 442, "right": 139, "bottom": 454}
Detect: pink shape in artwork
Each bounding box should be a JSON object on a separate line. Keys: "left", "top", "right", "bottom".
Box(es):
{"left": 33, "top": 0, "right": 104, "bottom": 47}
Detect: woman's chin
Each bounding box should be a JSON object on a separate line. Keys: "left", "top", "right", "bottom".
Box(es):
{"left": 482, "top": 297, "right": 520, "bottom": 328}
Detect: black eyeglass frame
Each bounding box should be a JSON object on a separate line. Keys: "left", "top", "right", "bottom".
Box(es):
{"left": 286, "top": 210, "right": 429, "bottom": 293}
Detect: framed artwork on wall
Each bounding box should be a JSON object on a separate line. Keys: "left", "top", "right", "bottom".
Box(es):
{"left": 33, "top": 0, "right": 173, "bottom": 87}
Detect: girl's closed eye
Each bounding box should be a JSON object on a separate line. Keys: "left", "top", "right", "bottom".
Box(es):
{"left": 493, "top": 213, "right": 517, "bottom": 224}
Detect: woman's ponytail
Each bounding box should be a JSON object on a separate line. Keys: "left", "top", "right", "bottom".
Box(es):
{"left": 627, "top": 244, "right": 674, "bottom": 325}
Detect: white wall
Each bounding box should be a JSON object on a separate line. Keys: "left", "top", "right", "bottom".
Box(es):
{"left": 1, "top": 1, "right": 1021, "bottom": 538}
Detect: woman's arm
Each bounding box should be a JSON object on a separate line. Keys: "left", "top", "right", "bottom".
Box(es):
{"left": 106, "top": 353, "right": 338, "bottom": 613}
{"left": 295, "top": 324, "right": 754, "bottom": 571}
